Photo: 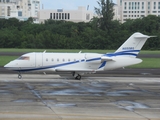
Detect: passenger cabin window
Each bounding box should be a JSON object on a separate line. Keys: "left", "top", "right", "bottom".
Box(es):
{"left": 57, "top": 58, "right": 59, "bottom": 62}
{"left": 46, "top": 58, "right": 48, "bottom": 61}
{"left": 52, "top": 58, "right": 54, "bottom": 61}
{"left": 17, "top": 56, "right": 30, "bottom": 60}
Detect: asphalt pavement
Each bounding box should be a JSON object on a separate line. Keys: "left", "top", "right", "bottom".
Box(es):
{"left": 0, "top": 75, "right": 160, "bottom": 120}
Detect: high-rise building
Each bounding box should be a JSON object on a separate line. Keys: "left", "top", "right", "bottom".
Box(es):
{"left": 0, "top": 0, "right": 12, "bottom": 17}
{"left": 28, "top": 0, "right": 40, "bottom": 18}
{"left": 118, "top": 0, "right": 160, "bottom": 23}
{"left": 0, "top": 0, "right": 40, "bottom": 22}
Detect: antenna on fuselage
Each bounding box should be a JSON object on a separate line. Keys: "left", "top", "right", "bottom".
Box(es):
{"left": 79, "top": 51, "right": 82, "bottom": 53}
{"left": 43, "top": 50, "right": 46, "bottom": 53}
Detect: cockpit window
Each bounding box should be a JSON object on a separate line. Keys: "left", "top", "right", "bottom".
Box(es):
{"left": 17, "top": 56, "right": 30, "bottom": 60}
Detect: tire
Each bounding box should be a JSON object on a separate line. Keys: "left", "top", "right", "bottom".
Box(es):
{"left": 18, "top": 74, "right": 22, "bottom": 79}
{"left": 75, "top": 75, "right": 81, "bottom": 80}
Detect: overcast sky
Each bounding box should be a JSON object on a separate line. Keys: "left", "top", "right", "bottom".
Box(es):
{"left": 41, "top": 0, "right": 117, "bottom": 12}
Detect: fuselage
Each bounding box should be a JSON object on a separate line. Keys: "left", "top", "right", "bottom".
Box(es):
{"left": 4, "top": 52, "right": 142, "bottom": 73}
{"left": 4, "top": 52, "right": 102, "bottom": 72}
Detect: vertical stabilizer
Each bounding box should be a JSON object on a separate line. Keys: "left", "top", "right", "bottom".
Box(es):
{"left": 114, "top": 32, "right": 152, "bottom": 57}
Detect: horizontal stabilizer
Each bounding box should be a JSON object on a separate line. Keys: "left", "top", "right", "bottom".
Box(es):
{"left": 134, "top": 34, "right": 156, "bottom": 38}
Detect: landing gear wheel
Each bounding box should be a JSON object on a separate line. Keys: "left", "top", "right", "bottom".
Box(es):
{"left": 75, "top": 75, "right": 81, "bottom": 80}
{"left": 18, "top": 74, "right": 22, "bottom": 79}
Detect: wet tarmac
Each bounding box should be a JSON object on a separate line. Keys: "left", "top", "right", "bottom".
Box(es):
{"left": 0, "top": 74, "right": 160, "bottom": 120}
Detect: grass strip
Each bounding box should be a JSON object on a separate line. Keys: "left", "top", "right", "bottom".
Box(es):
{"left": 0, "top": 56, "right": 18, "bottom": 67}
{"left": 128, "top": 58, "right": 160, "bottom": 68}
{"left": 0, "top": 48, "right": 160, "bottom": 54}
{"left": 0, "top": 48, "right": 113, "bottom": 53}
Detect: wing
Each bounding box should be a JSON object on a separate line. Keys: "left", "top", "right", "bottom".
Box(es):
{"left": 55, "top": 68, "right": 96, "bottom": 72}
{"left": 55, "top": 56, "right": 114, "bottom": 72}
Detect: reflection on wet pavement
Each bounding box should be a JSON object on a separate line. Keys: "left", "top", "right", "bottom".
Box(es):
{"left": 114, "top": 101, "right": 149, "bottom": 111}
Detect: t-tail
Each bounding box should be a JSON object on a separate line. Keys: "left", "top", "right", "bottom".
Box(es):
{"left": 114, "top": 32, "right": 154, "bottom": 58}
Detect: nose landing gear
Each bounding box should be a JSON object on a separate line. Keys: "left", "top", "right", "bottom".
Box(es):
{"left": 18, "top": 72, "right": 22, "bottom": 79}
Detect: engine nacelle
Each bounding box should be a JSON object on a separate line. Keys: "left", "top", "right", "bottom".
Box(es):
{"left": 104, "top": 57, "right": 142, "bottom": 70}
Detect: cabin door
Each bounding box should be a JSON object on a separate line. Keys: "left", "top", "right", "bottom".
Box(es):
{"left": 35, "top": 53, "right": 43, "bottom": 67}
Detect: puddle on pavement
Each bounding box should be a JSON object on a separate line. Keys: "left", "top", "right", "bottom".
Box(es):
{"left": 40, "top": 87, "right": 105, "bottom": 96}
{"left": 107, "top": 90, "right": 142, "bottom": 96}
{"left": 46, "top": 83, "right": 68, "bottom": 87}
{"left": 13, "top": 99, "right": 36, "bottom": 103}
{"left": 89, "top": 82, "right": 110, "bottom": 87}
{"left": 114, "top": 101, "right": 149, "bottom": 111}
{"left": 0, "top": 90, "right": 12, "bottom": 95}
{"left": 0, "top": 84, "right": 22, "bottom": 90}
{"left": 55, "top": 103, "right": 77, "bottom": 107}
{"left": 40, "top": 89, "right": 89, "bottom": 96}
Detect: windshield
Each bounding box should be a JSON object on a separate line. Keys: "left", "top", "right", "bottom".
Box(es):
{"left": 17, "top": 56, "right": 30, "bottom": 60}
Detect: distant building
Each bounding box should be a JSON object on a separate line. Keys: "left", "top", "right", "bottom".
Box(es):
{"left": 0, "top": 0, "right": 40, "bottom": 23}
{"left": 38, "top": 6, "right": 94, "bottom": 23}
{"left": 2, "top": 0, "right": 159, "bottom": 24}
{"left": 118, "top": 0, "right": 160, "bottom": 23}
{"left": 113, "top": 3, "right": 121, "bottom": 21}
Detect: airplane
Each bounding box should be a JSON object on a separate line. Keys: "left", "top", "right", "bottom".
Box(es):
{"left": 4, "top": 32, "right": 153, "bottom": 80}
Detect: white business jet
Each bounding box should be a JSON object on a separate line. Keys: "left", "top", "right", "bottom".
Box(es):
{"left": 4, "top": 32, "right": 153, "bottom": 80}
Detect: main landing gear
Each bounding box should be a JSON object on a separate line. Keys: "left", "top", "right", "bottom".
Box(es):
{"left": 72, "top": 72, "right": 81, "bottom": 80}
{"left": 75, "top": 74, "right": 81, "bottom": 80}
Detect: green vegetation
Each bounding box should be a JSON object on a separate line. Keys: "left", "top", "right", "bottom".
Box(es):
{"left": 0, "top": 15, "right": 160, "bottom": 50}
{"left": 0, "top": 1, "right": 160, "bottom": 50}
{"left": 95, "top": 0, "right": 114, "bottom": 31}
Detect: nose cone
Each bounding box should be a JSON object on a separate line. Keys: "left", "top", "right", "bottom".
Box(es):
{"left": 4, "top": 64, "right": 7, "bottom": 68}
{"left": 4, "top": 62, "right": 11, "bottom": 69}
{"left": 4, "top": 62, "right": 15, "bottom": 70}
